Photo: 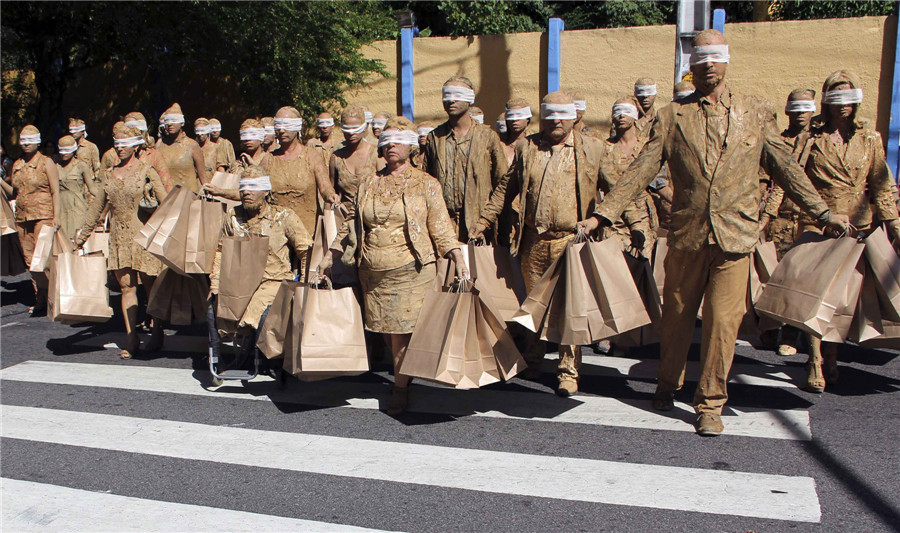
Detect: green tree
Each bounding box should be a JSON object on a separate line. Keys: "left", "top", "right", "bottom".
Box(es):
{"left": 1, "top": 1, "right": 393, "bottom": 142}
{"left": 549, "top": 1, "right": 677, "bottom": 30}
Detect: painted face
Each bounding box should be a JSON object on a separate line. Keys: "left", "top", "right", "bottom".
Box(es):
{"left": 21, "top": 143, "right": 38, "bottom": 155}
{"left": 58, "top": 150, "right": 76, "bottom": 163}
{"left": 241, "top": 138, "right": 262, "bottom": 153}
{"left": 828, "top": 82, "right": 855, "bottom": 120}
{"left": 341, "top": 117, "right": 366, "bottom": 145}
{"left": 240, "top": 188, "right": 267, "bottom": 210}
{"left": 381, "top": 130, "right": 412, "bottom": 165}
{"left": 442, "top": 82, "right": 472, "bottom": 118}
{"left": 542, "top": 117, "right": 574, "bottom": 143}
{"left": 507, "top": 118, "right": 529, "bottom": 136}
{"left": 635, "top": 94, "right": 656, "bottom": 112}
{"left": 690, "top": 36, "right": 727, "bottom": 93}
{"left": 197, "top": 133, "right": 209, "bottom": 144}
{"left": 165, "top": 122, "right": 183, "bottom": 137}
{"left": 114, "top": 141, "right": 137, "bottom": 161}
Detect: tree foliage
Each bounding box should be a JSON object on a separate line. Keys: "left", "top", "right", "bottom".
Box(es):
{"left": 548, "top": 1, "right": 677, "bottom": 30}
{"left": 1, "top": 1, "right": 393, "bottom": 141}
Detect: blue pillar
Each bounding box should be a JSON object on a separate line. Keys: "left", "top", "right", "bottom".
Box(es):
{"left": 888, "top": 9, "right": 900, "bottom": 181}
{"left": 713, "top": 8, "right": 725, "bottom": 34}
{"left": 399, "top": 27, "right": 415, "bottom": 121}
{"left": 548, "top": 18, "right": 565, "bottom": 93}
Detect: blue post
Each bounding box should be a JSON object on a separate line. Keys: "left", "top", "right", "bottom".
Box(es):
{"left": 548, "top": 18, "right": 565, "bottom": 93}
{"left": 888, "top": 8, "right": 900, "bottom": 182}
{"left": 399, "top": 27, "right": 415, "bottom": 121}
{"left": 713, "top": 8, "right": 725, "bottom": 34}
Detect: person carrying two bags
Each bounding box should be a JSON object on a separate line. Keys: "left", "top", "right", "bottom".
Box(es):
{"left": 208, "top": 165, "right": 311, "bottom": 369}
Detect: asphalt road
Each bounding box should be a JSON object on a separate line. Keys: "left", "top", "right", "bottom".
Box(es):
{"left": 2, "top": 271, "right": 899, "bottom": 532}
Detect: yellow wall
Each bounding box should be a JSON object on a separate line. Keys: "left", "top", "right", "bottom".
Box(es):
{"left": 350, "top": 16, "right": 896, "bottom": 138}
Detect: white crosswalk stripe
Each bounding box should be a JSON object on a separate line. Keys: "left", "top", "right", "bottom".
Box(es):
{"left": 1, "top": 405, "right": 822, "bottom": 523}
{"left": 1, "top": 478, "right": 394, "bottom": 532}
{"left": 0, "top": 361, "right": 812, "bottom": 440}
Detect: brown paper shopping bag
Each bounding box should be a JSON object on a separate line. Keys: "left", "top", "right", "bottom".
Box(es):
{"left": 470, "top": 243, "right": 525, "bottom": 322}
{"left": 135, "top": 185, "right": 192, "bottom": 250}
{"left": 184, "top": 198, "right": 225, "bottom": 274}
{"left": 307, "top": 207, "right": 356, "bottom": 285}
{"left": 208, "top": 172, "right": 241, "bottom": 209}
{"left": 850, "top": 266, "right": 885, "bottom": 344}
{"left": 82, "top": 232, "right": 109, "bottom": 258}
{"left": 556, "top": 240, "right": 608, "bottom": 345}
{"left": 216, "top": 234, "right": 269, "bottom": 324}
{"left": 652, "top": 236, "right": 667, "bottom": 302}
{"left": 402, "top": 286, "right": 476, "bottom": 388}
{"left": 1, "top": 234, "right": 28, "bottom": 276}
{"left": 584, "top": 238, "right": 651, "bottom": 335}
{"left": 474, "top": 292, "right": 526, "bottom": 381}
{"left": 1, "top": 189, "right": 16, "bottom": 236}
{"left": 282, "top": 285, "right": 309, "bottom": 375}
{"left": 257, "top": 280, "right": 302, "bottom": 359}
{"left": 511, "top": 251, "right": 564, "bottom": 332}
{"left": 30, "top": 225, "right": 75, "bottom": 272}
{"left": 863, "top": 226, "right": 900, "bottom": 321}
{"left": 297, "top": 280, "right": 369, "bottom": 377}
{"left": 48, "top": 252, "right": 113, "bottom": 323}
{"left": 756, "top": 233, "right": 864, "bottom": 338}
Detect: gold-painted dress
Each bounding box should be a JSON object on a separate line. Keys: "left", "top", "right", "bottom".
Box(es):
{"left": 80, "top": 161, "right": 167, "bottom": 274}
{"left": 57, "top": 159, "right": 93, "bottom": 239}
{"left": 157, "top": 134, "right": 200, "bottom": 193}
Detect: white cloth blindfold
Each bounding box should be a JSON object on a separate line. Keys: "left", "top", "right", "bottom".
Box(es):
{"left": 240, "top": 128, "right": 266, "bottom": 141}
{"left": 273, "top": 117, "right": 304, "bottom": 131}
{"left": 442, "top": 86, "right": 476, "bottom": 103}
{"left": 690, "top": 45, "right": 730, "bottom": 65}
{"left": 239, "top": 176, "right": 272, "bottom": 191}
{"left": 377, "top": 129, "right": 419, "bottom": 147}
{"left": 505, "top": 107, "right": 532, "bottom": 120}
{"left": 674, "top": 91, "right": 694, "bottom": 100}
{"left": 496, "top": 121, "right": 507, "bottom": 133}
{"left": 125, "top": 120, "right": 148, "bottom": 132}
{"left": 69, "top": 124, "right": 86, "bottom": 133}
{"left": 364, "top": 111, "right": 373, "bottom": 123}
{"left": 19, "top": 134, "right": 41, "bottom": 145}
{"left": 209, "top": 124, "right": 222, "bottom": 133}
{"left": 162, "top": 113, "right": 185, "bottom": 125}
{"left": 58, "top": 144, "right": 78, "bottom": 155}
{"left": 634, "top": 85, "right": 657, "bottom": 97}
{"left": 540, "top": 103, "right": 577, "bottom": 120}
{"left": 417, "top": 127, "right": 435, "bottom": 137}
{"left": 471, "top": 114, "right": 484, "bottom": 124}
{"left": 317, "top": 118, "right": 335, "bottom": 128}
{"left": 194, "top": 126, "right": 212, "bottom": 135}
{"left": 785, "top": 100, "right": 817, "bottom": 113}
{"left": 264, "top": 126, "right": 276, "bottom": 136}
{"left": 823, "top": 88, "right": 863, "bottom": 105}
{"left": 573, "top": 100, "right": 587, "bottom": 111}
{"left": 612, "top": 103, "right": 640, "bottom": 120}
{"left": 113, "top": 136, "right": 145, "bottom": 148}
{"left": 341, "top": 123, "right": 368, "bottom": 135}
{"left": 372, "top": 118, "right": 388, "bottom": 129}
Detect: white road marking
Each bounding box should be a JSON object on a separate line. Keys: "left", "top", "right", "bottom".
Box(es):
{"left": 0, "top": 361, "right": 812, "bottom": 440}
{"left": 0, "top": 478, "right": 392, "bottom": 532}
{"left": 1, "top": 406, "right": 822, "bottom": 523}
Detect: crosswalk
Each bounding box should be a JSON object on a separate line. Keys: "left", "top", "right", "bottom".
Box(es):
{"left": 1, "top": 344, "right": 825, "bottom": 530}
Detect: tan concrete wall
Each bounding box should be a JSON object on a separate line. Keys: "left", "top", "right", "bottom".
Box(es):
{"left": 350, "top": 16, "right": 897, "bottom": 139}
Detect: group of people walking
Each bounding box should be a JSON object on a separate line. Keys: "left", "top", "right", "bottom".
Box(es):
{"left": 4, "top": 29, "right": 895, "bottom": 435}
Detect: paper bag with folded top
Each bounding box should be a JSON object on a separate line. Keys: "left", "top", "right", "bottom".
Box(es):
{"left": 216, "top": 234, "right": 269, "bottom": 325}
{"left": 30, "top": 225, "right": 75, "bottom": 273}
{"left": 511, "top": 252, "right": 564, "bottom": 333}
{"left": 583, "top": 237, "right": 652, "bottom": 337}
{"left": 48, "top": 252, "right": 113, "bottom": 323}
{"left": 756, "top": 232, "right": 865, "bottom": 338}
